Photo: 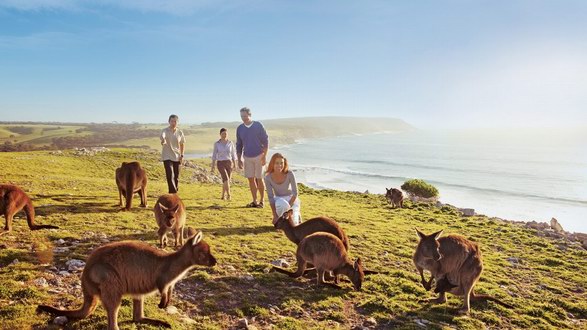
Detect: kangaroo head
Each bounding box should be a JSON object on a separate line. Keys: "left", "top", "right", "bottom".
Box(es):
{"left": 186, "top": 231, "right": 217, "bottom": 267}
{"left": 385, "top": 188, "right": 393, "bottom": 202}
{"left": 351, "top": 257, "right": 365, "bottom": 291}
{"left": 434, "top": 276, "right": 458, "bottom": 293}
{"left": 415, "top": 228, "right": 443, "bottom": 261}
{"left": 274, "top": 209, "right": 294, "bottom": 229}
{"left": 158, "top": 203, "right": 180, "bottom": 227}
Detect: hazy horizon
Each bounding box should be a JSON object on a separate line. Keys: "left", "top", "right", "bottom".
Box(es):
{"left": 0, "top": 117, "right": 585, "bottom": 131}
{"left": 1, "top": 1, "right": 586, "bottom": 128}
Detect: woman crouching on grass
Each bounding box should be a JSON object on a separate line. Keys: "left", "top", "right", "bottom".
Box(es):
{"left": 264, "top": 153, "right": 301, "bottom": 225}
{"left": 211, "top": 128, "right": 238, "bottom": 200}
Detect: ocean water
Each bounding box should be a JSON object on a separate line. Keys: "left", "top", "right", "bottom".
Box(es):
{"left": 270, "top": 128, "right": 587, "bottom": 233}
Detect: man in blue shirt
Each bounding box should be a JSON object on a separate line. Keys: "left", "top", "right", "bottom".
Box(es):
{"left": 236, "top": 107, "right": 269, "bottom": 208}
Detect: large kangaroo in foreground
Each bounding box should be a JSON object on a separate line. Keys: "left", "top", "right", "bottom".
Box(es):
{"left": 413, "top": 229, "right": 512, "bottom": 314}
{"left": 0, "top": 184, "right": 59, "bottom": 236}
{"left": 154, "top": 194, "right": 186, "bottom": 248}
{"left": 115, "top": 162, "right": 147, "bottom": 211}
{"left": 38, "top": 231, "right": 216, "bottom": 330}
{"left": 273, "top": 232, "right": 364, "bottom": 290}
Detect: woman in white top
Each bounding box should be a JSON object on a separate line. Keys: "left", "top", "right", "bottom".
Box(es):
{"left": 211, "top": 128, "right": 238, "bottom": 200}
{"left": 264, "top": 153, "right": 301, "bottom": 225}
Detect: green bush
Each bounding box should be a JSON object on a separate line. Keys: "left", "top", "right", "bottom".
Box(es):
{"left": 401, "top": 179, "right": 439, "bottom": 199}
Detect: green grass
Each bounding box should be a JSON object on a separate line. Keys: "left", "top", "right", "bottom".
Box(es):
{"left": 0, "top": 149, "right": 586, "bottom": 329}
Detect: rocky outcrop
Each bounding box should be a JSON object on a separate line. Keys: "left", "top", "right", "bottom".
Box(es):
{"left": 73, "top": 147, "right": 110, "bottom": 156}
{"left": 183, "top": 160, "right": 223, "bottom": 184}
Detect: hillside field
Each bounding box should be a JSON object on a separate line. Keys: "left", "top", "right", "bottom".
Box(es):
{"left": 0, "top": 150, "right": 586, "bottom": 329}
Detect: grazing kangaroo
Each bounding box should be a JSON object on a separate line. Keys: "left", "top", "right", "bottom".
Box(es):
{"left": 0, "top": 184, "right": 59, "bottom": 236}
{"left": 413, "top": 229, "right": 513, "bottom": 313}
{"left": 38, "top": 231, "right": 216, "bottom": 330}
{"left": 154, "top": 194, "right": 186, "bottom": 248}
{"left": 273, "top": 232, "right": 364, "bottom": 290}
{"left": 385, "top": 187, "right": 403, "bottom": 208}
{"left": 115, "top": 162, "right": 147, "bottom": 211}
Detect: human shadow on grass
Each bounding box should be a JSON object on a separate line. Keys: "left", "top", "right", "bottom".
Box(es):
{"left": 34, "top": 194, "right": 123, "bottom": 215}
{"left": 203, "top": 225, "right": 276, "bottom": 237}
{"left": 356, "top": 290, "right": 514, "bottom": 329}
{"left": 177, "top": 272, "right": 352, "bottom": 318}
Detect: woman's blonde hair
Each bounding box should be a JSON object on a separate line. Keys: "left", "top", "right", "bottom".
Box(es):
{"left": 266, "top": 153, "right": 289, "bottom": 174}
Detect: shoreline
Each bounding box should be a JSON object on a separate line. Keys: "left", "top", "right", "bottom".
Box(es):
{"left": 185, "top": 151, "right": 587, "bottom": 237}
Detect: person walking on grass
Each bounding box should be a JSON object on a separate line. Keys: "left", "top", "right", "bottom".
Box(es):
{"left": 160, "top": 114, "right": 185, "bottom": 194}
{"left": 211, "top": 128, "right": 238, "bottom": 200}
{"left": 265, "top": 153, "right": 301, "bottom": 225}
{"left": 236, "top": 107, "right": 269, "bottom": 208}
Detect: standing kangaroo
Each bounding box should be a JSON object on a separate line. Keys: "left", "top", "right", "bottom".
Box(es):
{"left": 273, "top": 232, "right": 364, "bottom": 290}
{"left": 154, "top": 194, "right": 186, "bottom": 248}
{"left": 37, "top": 231, "right": 216, "bottom": 330}
{"left": 274, "top": 209, "right": 349, "bottom": 250}
{"left": 385, "top": 187, "right": 403, "bottom": 208}
{"left": 0, "top": 184, "right": 59, "bottom": 236}
{"left": 413, "top": 229, "right": 512, "bottom": 314}
{"left": 115, "top": 162, "right": 147, "bottom": 211}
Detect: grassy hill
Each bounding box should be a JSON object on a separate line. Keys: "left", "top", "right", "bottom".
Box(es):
{"left": 0, "top": 117, "right": 413, "bottom": 154}
{"left": 0, "top": 150, "right": 586, "bottom": 329}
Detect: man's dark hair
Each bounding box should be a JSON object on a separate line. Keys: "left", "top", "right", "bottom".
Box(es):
{"left": 168, "top": 114, "right": 179, "bottom": 122}
{"left": 220, "top": 128, "right": 227, "bottom": 134}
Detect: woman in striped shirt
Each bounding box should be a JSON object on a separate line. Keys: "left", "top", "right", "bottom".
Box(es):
{"left": 211, "top": 128, "right": 238, "bottom": 200}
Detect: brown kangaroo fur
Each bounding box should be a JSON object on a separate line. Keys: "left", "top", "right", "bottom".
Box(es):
{"left": 115, "top": 162, "right": 147, "bottom": 211}
{"left": 274, "top": 209, "right": 349, "bottom": 250}
{"left": 0, "top": 184, "right": 59, "bottom": 236}
{"left": 37, "top": 231, "right": 216, "bottom": 330}
{"left": 385, "top": 187, "right": 403, "bottom": 208}
{"left": 154, "top": 194, "right": 186, "bottom": 248}
{"left": 273, "top": 232, "right": 364, "bottom": 290}
{"left": 414, "top": 229, "right": 513, "bottom": 314}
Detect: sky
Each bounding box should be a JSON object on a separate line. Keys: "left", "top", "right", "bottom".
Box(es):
{"left": 0, "top": 0, "right": 586, "bottom": 128}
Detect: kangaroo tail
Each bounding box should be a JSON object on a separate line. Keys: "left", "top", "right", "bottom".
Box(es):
{"left": 272, "top": 266, "right": 303, "bottom": 278}
{"left": 37, "top": 292, "right": 98, "bottom": 319}
{"left": 24, "top": 199, "right": 58, "bottom": 230}
{"left": 125, "top": 169, "right": 135, "bottom": 210}
{"left": 471, "top": 292, "right": 514, "bottom": 308}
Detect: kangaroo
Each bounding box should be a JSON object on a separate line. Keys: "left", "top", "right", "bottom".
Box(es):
{"left": 115, "top": 162, "right": 147, "bottom": 211}
{"left": 0, "top": 184, "right": 59, "bottom": 236}
{"left": 37, "top": 231, "right": 216, "bottom": 330}
{"left": 154, "top": 194, "right": 186, "bottom": 248}
{"left": 273, "top": 232, "right": 364, "bottom": 290}
{"left": 385, "top": 187, "right": 403, "bottom": 208}
{"left": 274, "top": 209, "right": 349, "bottom": 250}
{"left": 413, "top": 229, "right": 513, "bottom": 314}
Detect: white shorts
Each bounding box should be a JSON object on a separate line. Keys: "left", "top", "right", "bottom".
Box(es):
{"left": 274, "top": 196, "right": 301, "bottom": 225}
{"left": 244, "top": 154, "right": 265, "bottom": 179}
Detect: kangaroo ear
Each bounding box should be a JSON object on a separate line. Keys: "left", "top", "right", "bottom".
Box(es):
{"left": 415, "top": 228, "right": 426, "bottom": 240}
{"left": 354, "top": 257, "right": 362, "bottom": 270}
{"left": 171, "top": 204, "right": 180, "bottom": 213}
{"left": 286, "top": 209, "right": 293, "bottom": 217}
{"left": 192, "top": 231, "right": 203, "bottom": 245}
{"left": 158, "top": 203, "right": 168, "bottom": 212}
{"left": 432, "top": 230, "right": 444, "bottom": 240}
{"left": 386, "top": 188, "right": 390, "bottom": 192}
